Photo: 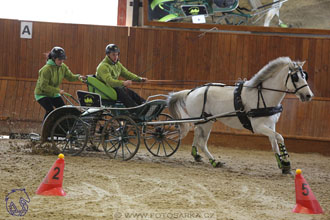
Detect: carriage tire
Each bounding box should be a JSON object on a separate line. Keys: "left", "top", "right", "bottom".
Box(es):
{"left": 142, "top": 113, "right": 181, "bottom": 157}
{"left": 50, "top": 114, "right": 88, "bottom": 156}
{"left": 102, "top": 115, "right": 140, "bottom": 161}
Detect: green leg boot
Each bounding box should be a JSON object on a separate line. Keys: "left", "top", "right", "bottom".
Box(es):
{"left": 191, "top": 146, "right": 203, "bottom": 162}
{"left": 209, "top": 159, "right": 225, "bottom": 168}
{"left": 275, "top": 144, "right": 292, "bottom": 174}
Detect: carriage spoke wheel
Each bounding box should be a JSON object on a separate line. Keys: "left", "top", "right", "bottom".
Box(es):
{"left": 50, "top": 115, "right": 88, "bottom": 156}
{"left": 86, "top": 114, "right": 111, "bottom": 152}
{"left": 102, "top": 115, "right": 140, "bottom": 161}
{"left": 142, "top": 113, "right": 181, "bottom": 157}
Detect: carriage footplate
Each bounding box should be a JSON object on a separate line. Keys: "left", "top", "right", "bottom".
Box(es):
{"left": 275, "top": 144, "right": 291, "bottom": 174}
{"left": 9, "top": 132, "right": 41, "bottom": 141}
{"left": 209, "top": 159, "right": 225, "bottom": 168}
{"left": 191, "top": 146, "right": 203, "bottom": 162}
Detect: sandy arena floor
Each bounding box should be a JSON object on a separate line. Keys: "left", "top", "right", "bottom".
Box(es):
{"left": 0, "top": 139, "right": 329, "bottom": 220}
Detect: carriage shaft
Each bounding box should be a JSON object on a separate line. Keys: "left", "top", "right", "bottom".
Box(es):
{"left": 143, "top": 111, "right": 239, "bottom": 126}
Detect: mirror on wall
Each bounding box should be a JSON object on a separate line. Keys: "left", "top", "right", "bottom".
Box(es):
{"left": 145, "top": 0, "right": 330, "bottom": 30}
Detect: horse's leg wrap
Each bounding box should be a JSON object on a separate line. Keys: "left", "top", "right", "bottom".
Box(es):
{"left": 209, "top": 159, "right": 225, "bottom": 168}
{"left": 275, "top": 144, "right": 291, "bottom": 174}
{"left": 191, "top": 146, "right": 203, "bottom": 162}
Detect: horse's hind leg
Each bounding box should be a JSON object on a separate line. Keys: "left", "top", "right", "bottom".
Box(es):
{"left": 192, "top": 122, "right": 224, "bottom": 168}
{"left": 191, "top": 125, "right": 204, "bottom": 162}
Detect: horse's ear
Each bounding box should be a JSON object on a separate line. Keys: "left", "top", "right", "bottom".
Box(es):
{"left": 297, "top": 61, "right": 306, "bottom": 67}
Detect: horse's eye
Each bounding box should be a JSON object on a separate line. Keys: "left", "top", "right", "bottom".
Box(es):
{"left": 292, "top": 73, "right": 299, "bottom": 82}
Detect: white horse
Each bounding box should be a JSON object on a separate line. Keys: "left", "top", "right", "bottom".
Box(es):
{"left": 167, "top": 57, "right": 313, "bottom": 174}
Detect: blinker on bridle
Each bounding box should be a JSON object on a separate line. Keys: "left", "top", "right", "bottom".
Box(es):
{"left": 285, "top": 66, "right": 309, "bottom": 94}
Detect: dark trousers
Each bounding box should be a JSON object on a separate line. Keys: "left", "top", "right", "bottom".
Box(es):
{"left": 114, "top": 87, "right": 145, "bottom": 107}
{"left": 37, "top": 96, "right": 65, "bottom": 120}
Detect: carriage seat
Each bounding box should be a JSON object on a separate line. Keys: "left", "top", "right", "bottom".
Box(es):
{"left": 86, "top": 75, "right": 122, "bottom": 107}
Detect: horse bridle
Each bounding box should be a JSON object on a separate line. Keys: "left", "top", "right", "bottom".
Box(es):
{"left": 250, "top": 65, "right": 309, "bottom": 95}
{"left": 284, "top": 66, "right": 309, "bottom": 94}
{"left": 247, "top": 65, "right": 309, "bottom": 109}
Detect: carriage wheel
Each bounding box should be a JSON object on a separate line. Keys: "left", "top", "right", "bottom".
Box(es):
{"left": 50, "top": 115, "right": 88, "bottom": 156}
{"left": 86, "top": 114, "right": 111, "bottom": 152}
{"left": 142, "top": 113, "right": 181, "bottom": 157}
{"left": 102, "top": 115, "right": 140, "bottom": 161}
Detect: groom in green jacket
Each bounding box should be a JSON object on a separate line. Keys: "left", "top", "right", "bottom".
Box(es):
{"left": 34, "top": 46, "right": 85, "bottom": 119}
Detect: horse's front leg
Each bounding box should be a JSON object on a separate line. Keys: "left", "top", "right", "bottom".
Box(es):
{"left": 254, "top": 125, "right": 292, "bottom": 174}
{"left": 192, "top": 122, "right": 224, "bottom": 168}
{"left": 274, "top": 133, "right": 292, "bottom": 174}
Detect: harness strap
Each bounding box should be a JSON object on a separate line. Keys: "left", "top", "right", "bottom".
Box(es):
{"left": 247, "top": 105, "right": 283, "bottom": 117}
{"left": 234, "top": 81, "right": 254, "bottom": 132}
{"left": 188, "top": 83, "right": 226, "bottom": 125}
{"left": 201, "top": 85, "right": 210, "bottom": 118}
{"left": 257, "top": 83, "right": 267, "bottom": 108}
{"left": 194, "top": 85, "right": 215, "bottom": 125}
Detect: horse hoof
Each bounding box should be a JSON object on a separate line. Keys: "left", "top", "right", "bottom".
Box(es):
{"left": 282, "top": 166, "right": 293, "bottom": 175}
{"left": 282, "top": 169, "right": 293, "bottom": 175}
{"left": 210, "top": 160, "right": 225, "bottom": 168}
{"left": 215, "top": 162, "right": 225, "bottom": 168}
{"left": 194, "top": 155, "right": 203, "bottom": 162}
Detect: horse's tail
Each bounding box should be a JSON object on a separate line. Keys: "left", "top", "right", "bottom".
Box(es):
{"left": 167, "top": 90, "right": 191, "bottom": 138}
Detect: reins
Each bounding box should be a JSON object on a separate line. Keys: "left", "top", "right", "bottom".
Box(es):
{"left": 146, "top": 80, "right": 305, "bottom": 95}
{"left": 242, "top": 85, "right": 301, "bottom": 94}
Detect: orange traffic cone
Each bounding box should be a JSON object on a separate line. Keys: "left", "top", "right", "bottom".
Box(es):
{"left": 36, "top": 154, "right": 66, "bottom": 196}
{"left": 292, "top": 169, "right": 323, "bottom": 214}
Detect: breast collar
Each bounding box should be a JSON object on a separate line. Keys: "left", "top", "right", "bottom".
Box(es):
{"left": 234, "top": 81, "right": 283, "bottom": 133}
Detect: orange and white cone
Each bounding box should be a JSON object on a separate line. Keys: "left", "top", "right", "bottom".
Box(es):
{"left": 292, "top": 169, "right": 323, "bottom": 214}
{"left": 36, "top": 154, "right": 66, "bottom": 196}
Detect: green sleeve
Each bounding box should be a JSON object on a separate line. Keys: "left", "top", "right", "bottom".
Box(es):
{"left": 119, "top": 63, "right": 142, "bottom": 82}
{"left": 97, "top": 64, "right": 124, "bottom": 87}
{"left": 39, "top": 68, "right": 60, "bottom": 94}
{"left": 63, "top": 64, "right": 80, "bottom": 82}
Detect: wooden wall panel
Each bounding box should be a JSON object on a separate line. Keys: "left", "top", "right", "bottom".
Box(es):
{"left": 0, "top": 78, "right": 87, "bottom": 122}
{"left": 0, "top": 78, "right": 329, "bottom": 141}
{"left": 0, "top": 19, "right": 129, "bottom": 79}
{"left": 0, "top": 80, "right": 8, "bottom": 114}
{"left": 0, "top": 19, "right": 329, "bottom": 143}
{"left": 126, "top": 27, "right": 330, "bottom": 98}
{"left": 0, "top": 21, "right": 4, "bottom": 72}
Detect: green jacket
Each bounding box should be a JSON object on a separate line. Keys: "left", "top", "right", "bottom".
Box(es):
{"left": 96, "top": 56, "right": 142, "bottom": 88}
{"left": 34, "top": 59, "right": 80, "bottom": 99}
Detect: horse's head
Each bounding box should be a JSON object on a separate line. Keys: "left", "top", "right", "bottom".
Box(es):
{"left": 286, "top": 61, "right": 314, "bottom": 102}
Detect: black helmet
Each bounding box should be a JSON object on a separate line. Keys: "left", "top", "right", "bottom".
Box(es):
{"left": 105, "top": 44, "right": 120, "bottom": 54}
{"left": 50, "top": 47, "right": 67, "bottom": 60}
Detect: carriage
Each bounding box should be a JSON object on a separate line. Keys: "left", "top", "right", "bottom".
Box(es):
{"left": 149, "top": 0, "right": 288, "bottom": 26}
{"left": 40, "top": 75, "right": 181, "bottom": 161}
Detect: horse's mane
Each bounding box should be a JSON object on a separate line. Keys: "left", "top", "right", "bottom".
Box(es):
{"left": 245, "top": 57, "right": 292, "bottom": 87}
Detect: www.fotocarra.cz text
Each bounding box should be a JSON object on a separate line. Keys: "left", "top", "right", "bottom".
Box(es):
{"left": 114, "top": 211, "right": 216, "bottom": 219}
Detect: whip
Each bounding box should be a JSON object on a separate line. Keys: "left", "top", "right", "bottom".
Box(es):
{"left": 140, "top": 27, "right": 218, "bottom": 76}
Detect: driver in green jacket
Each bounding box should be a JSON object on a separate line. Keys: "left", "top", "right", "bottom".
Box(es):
{"left": 96, "top": 44, "right": 147, "bottom": 107}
